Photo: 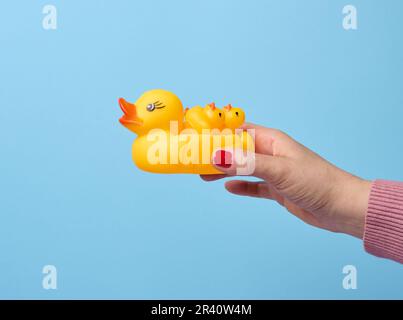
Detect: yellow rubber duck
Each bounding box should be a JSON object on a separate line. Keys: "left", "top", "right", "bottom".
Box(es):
{"left": 184, "top": 103, "right": 225, "bottom": 132}
{"left": 203, "top": 103, "right": 226, "bottom": 130}
{"left": 119, "top": 89, "right": 184, "bottom": 135}
{"left": 223, "top": 104, "right": 245, "bottom": 130}
{"left": 119, "top": 89, "right": 254, "bottom": 174}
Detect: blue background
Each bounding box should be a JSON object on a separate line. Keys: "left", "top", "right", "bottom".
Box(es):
{"left": 0, "top": 0, "right": 402, "bottom": 299}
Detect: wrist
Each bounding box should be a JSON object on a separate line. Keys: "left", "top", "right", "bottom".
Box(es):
{"left": 336, "top": 176, "right": 372, "bottom": 238}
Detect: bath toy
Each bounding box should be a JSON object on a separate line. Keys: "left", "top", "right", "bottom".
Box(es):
{"left": 184, "top": 103, "right": 225, "bottom": 132}
{"left": 223, "top": 104, "right": 245, "bottom": 130}
{"left": 119, "top": 89, "right": 254, "bottom": 174}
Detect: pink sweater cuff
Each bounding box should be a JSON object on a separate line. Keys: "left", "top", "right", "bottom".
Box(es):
{"left": 363, "top": 180, "right": 403, "bottom": 264}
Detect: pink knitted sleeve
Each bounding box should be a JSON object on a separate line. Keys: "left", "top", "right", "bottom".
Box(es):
{"left": 363, "top": 180, "right": 403, "bottom": 264}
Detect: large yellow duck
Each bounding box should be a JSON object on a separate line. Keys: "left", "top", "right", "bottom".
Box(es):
{"left": 119, "top": 89, "right": 254, "bottom": 174}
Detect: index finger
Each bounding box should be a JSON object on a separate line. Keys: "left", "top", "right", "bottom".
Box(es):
{"left": 240, "top": 122, "right": 278, "bottom": 155}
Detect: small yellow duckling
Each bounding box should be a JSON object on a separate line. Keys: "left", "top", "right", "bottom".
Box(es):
{"left": 223, "top": 104, "right": 245, "bottom": 130}
{"left": 184, "top": 105, "right": 207, "bottom": 131}
{"left": 203, "top": 103, "right": 225, "bottom": 130}
{"left": 184, "top": 102, "right": 225, "bottom": 132}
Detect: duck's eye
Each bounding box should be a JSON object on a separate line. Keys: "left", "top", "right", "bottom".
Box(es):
{"left": 146, "top": 104, "right": 155, "bottom": 112}
{"left": 235, "top": 111, "right": 239, "bottom": 116}
{"left": 218, "top": 113, "right": 222, "bottom": 117}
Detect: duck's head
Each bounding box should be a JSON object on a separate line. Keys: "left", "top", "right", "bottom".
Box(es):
{"left": 223, "top": 104, "right": 245, "bottom": 129}
{"left": 119, "top": 89, "right": 184, "bottom": 135}
{"left": 203, "top": 103, "right": 225, "bottom": 129}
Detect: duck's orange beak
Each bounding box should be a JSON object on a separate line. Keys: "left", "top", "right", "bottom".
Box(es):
{"left": 118, "top": 98, "right": 143, "bottom": 129}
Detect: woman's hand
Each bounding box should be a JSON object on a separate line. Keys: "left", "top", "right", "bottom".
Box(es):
{"left": 201, "top": 123, "right": 372, "bottom": 238}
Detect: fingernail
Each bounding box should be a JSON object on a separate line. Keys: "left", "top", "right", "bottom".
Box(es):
{"left": 213, "top": 150, "right": 232, "bottom": 168}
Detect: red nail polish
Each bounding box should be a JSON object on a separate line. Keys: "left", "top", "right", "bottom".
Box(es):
{"left": 213, "top": 150, "right": 232, "bottom": 168}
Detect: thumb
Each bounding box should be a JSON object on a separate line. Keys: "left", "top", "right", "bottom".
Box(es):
{"left": 212, "top": 149, "right": 288, "bottom": 182}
